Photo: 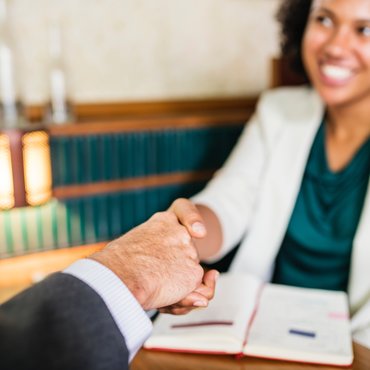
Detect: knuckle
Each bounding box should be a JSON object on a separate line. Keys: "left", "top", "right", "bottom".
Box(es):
{"left": 150, "top": 211, "right": 164, "bottom": 221}
{"left": 179, "top": 228, "right": 192, "bottom": 244}
{"left": 164, "top": 210, "right": 178, "bottom": 223}
{"left": 152, "top": 211, "right": 177, "bottom": 227}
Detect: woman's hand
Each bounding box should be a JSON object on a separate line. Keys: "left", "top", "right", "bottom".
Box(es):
{"left": 159, "top": 269, "right": 219, "bottom": 315}
{"left": 168, "top": 198, "right": 207, "bottom": 239}
{"left": 168, "top": 197, "right": 223, "bottom": 264}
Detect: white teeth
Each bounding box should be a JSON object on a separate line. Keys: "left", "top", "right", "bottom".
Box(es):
{"left": 321, "top": 65, "right": 353, "bottom": 80}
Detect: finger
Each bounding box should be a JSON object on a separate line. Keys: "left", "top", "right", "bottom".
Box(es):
{"left": 169, "top": 291, "right": 209, "bottom": 309}
{"left": 169, "top": 198, "right": 207, "bottom": 238}
{"left": 203, "top": 269, "right": 219, "bottom": 294}
{"left": 193, "top": 270, "right": 219, "bottom": 299}
{"left": 159, "top": 307, "right": 197, "bottom": 315}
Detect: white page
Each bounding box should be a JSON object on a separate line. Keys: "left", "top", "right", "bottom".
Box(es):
{"left": 244, "top": 284, "right": 353, "bottom": 366}
{"left": 145, "top": 273, "right": 262, "bottom": 353}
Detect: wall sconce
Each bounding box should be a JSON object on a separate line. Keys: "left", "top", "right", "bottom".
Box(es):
{"left": 0, "top": 126, "right": 52, "bottom": 210}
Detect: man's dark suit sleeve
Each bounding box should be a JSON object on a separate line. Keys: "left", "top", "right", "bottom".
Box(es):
{"left": 0, "top": 273, "right": 129, "bottom": 370}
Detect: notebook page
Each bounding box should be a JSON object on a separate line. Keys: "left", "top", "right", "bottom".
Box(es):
{"left": 244, "top": 284, "right": 353, "bottom": 365}
{"left": 145, "top": 274, "right": 262, "bottom": 353}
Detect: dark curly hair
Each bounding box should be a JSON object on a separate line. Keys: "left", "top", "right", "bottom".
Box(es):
{"left": 276, "top": 0, "right": 313, "bottom": 82}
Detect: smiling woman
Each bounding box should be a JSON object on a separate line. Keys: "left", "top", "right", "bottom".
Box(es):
{"left": 302, "top": 0, "right": 370, "bottom": 171}
{"left": 303, "top": 0, "right": 370, "bottom": 113}
{"left": 162, "top": 0, "right": 370, "bottom": 350}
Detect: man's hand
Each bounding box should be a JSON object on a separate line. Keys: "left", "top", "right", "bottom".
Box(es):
{"left": 89, "top": 211, "right": 210, "bottom": 311}
{"left": 155, "top": 198, "right": 220, "bottom": 315}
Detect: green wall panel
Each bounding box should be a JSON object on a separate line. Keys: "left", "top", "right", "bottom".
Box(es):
{"left": 0, "top": 123, "right": 244, "bottom": 257}
{"left": 50, "top": 124, "right": 244, "bottom": 186}
{"left": 0, "top": 181, "right": 207, "bottom": 257}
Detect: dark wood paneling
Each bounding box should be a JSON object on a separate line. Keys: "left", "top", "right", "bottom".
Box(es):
{"left": 48, "top": 111, "right": 250, "bottom": 137}
{"left": 25, "top": 97, "right": 257, "bottom": 123}
{"left": 53, "top": 171, "right": 214, "bottom": 200}
{"left": 47, "top": 97, "right": 253, "bottom": 199}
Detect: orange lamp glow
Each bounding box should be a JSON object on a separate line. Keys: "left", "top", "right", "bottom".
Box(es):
{"left": 0, "top": 128, "right": 52, "bottom": 210}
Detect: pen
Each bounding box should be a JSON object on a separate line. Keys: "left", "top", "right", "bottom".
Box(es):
{"left": 171, "top": 321, "right": 234, "bottom": 329}
{"left": 289, "top": 328, "right": 316, "bottom": 338}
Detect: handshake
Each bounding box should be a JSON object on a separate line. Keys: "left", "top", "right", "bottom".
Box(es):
{"left": 89, "top": 198, "right": 219, "bottom": 315}
{"left": 0, "top": 198, "right": 218, "bottom": 370}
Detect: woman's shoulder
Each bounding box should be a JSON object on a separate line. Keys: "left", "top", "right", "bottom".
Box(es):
{"left": 256, "top": 86, "right": 323, "bottom": 124}
{"left": 261, "top": 85, "right": 314, "bottom": 97}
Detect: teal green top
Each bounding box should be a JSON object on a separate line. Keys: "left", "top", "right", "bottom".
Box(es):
{"left": 272, "top": 122, "right": 370, "bottom": 291}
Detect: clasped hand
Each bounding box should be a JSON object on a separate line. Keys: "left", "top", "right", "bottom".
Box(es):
{"left": 159, "top": 198, "right": 219, "bottom": 315}
{"left": 90, "top": 205, "right": 218, "bottom": 314}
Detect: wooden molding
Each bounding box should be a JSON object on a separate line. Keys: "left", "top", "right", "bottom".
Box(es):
{"left": 25, "top": 96, "right": 257, "bottom": 123}
{"left": 53, "top": 171, "right": 214, "bottom": 200}
{"left": 48, "top": 110, "right": 249, "bottom": 137}
{"left": 76, "top": 96, "right": 257, "bottom": 118}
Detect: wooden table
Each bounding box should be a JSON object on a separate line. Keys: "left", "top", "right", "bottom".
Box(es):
{"left": 2, "top": 249, "right": 369, "bottom": 370}
{"left": 131, "top": 342, "right": 370, "bottom": 370}
{"left": 0, "top": 243, "right": 105, "bottom": 303}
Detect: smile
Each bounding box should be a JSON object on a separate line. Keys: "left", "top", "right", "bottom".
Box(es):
{"left": 320, "top": 64, "right": 354, "bottom": 82}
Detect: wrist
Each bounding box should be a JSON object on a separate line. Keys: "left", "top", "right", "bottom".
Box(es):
{"left": 88, "top": 251, "right": 150, "bottom": 309}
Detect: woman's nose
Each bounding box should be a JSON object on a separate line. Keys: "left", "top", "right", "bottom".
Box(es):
{"left": 324, "top": 27, "right": 353, "bottom": 58}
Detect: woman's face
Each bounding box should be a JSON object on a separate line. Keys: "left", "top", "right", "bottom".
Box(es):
{"left": 302, "top": 0, "right": 370, "bottom": 109}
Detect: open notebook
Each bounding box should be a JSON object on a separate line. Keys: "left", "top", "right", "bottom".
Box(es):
{"left": 144, "top": 274, "right": 353, "bottom": 367}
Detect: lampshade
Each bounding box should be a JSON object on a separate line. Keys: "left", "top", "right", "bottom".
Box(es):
{"left": 0, "top": 127, "right": 52, "bottom": 210}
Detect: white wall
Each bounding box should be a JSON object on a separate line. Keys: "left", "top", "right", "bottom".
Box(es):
{"left": 7, "top": 0, "right": 281, "bottom": 104}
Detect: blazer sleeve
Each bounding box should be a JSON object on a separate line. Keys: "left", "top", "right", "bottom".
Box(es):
{"left": 0, "top": 273, "right": 130, "bottom": 370}
{"left": 191, "top": 100, "right": 270, "bottom": 261}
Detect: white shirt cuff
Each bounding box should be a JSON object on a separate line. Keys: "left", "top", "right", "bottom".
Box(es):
{"left": 63, "top": 259, "right": 152, "bottom": 362}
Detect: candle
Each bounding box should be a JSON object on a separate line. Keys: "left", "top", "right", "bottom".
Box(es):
{"left": 0, "top": 43, "right": 16, "bottom": 107}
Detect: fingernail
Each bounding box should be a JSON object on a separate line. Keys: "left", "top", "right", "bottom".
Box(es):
{"left": 192, "top": 222, "right": 206, "bottom": 235}
{"left": 193, "top": 300, "right": 208, "bottom": 307}
{"left": 215, "top": 271, "right": 220, "bottom": 281}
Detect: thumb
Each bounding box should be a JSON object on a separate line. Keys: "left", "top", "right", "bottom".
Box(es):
{"left": 169, "top": 198, "right": 207, "bottom": 238}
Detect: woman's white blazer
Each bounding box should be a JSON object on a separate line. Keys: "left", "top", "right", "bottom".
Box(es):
{"left": 193, "top": 86, "right": 370, "bottom": 347}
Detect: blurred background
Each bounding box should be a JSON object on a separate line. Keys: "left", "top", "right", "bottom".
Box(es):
{"left": 9, "top": 0, "right": 279, "bottom": 104}
{"left": 0, "top": 0, "right": 281, "bottom": 297}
